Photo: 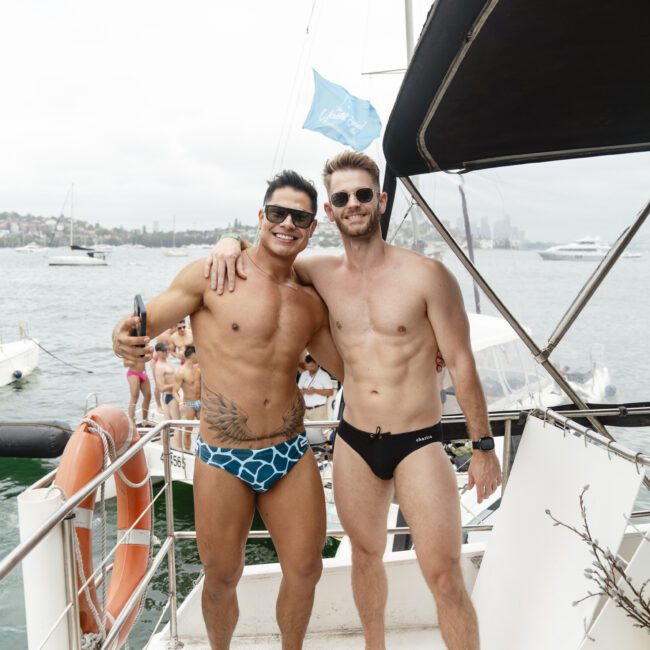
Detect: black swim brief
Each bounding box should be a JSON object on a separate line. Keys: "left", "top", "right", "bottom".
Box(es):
{"left": 336, "top": 418, "right": 443, "bottom": 480}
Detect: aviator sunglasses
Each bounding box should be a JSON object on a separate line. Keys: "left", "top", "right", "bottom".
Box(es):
{"left": 264, "top": 204, "right": 315, "bottom": 229}
{"left": 329, "top": 187, "right": 377, "bottom": 208}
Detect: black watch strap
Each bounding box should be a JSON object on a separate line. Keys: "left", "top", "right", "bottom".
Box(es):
{"left": 472, "top": 436, "right": 495, "bottom": 451}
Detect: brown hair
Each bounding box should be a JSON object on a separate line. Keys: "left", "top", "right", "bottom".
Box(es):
{"left": 322, "top": 150, "right": 380, "bottom": 192}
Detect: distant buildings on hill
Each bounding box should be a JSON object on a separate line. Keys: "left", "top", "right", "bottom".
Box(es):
{"left": 0, "top": 210, "right": 558, "bottom": 250}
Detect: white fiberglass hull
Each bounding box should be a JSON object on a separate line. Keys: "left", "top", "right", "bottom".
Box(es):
{"left": 48, "top": 255, "right": 108, "bottom": 266}
{"left": 147, "top": 416, "right": 647, "bottom": 650}
{"left": 539, "top": 250, "right": 641, "bottom": 261}
{"left": 0, "top": 339, "right": 39, "bottom": 387}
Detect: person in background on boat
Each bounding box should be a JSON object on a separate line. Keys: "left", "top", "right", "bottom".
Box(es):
{"left": 298, "top": 355, "right": 334, "bottom": 444}
{"left": 152, "top": 327, "right": 175, "bottom": 408}
{"left": 152, "top": 342, "right": 180, "bottom": 422}
{"left": 172, "top": 344, "right": 202, "bottom": 452}
{"left": 112, "top": 170, "right": 344, "bottom": 650}
{"left": 123, "top": 357, "right": 151, "bottom": 424}
{"left": 205, "top": 151, "right": 502, "bottom": 650}
{"left": 170, "top": 319, "right": 193, "bottom": 364}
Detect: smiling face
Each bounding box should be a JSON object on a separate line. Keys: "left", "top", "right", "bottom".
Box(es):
{"left": 258, "top": 186, "right": 317, "bottom": 257}
{"left": 324, "top": 168, "right": 386, "bottom": 240}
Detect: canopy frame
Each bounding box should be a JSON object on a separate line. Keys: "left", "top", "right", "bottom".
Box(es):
{"left": 399, "top": 175, "right": 650, "bottom": 439}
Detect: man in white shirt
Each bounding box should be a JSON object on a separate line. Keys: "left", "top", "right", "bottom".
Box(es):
{"left": 298, "top": 355, "right": 334, "bottom": 442}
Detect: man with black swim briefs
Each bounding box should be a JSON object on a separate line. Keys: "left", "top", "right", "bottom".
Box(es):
{"left": 208, "top": 151, "right": 502, "bottom": 650}
{"left": 112, "top": 170, "right": 343, "bottom": 650}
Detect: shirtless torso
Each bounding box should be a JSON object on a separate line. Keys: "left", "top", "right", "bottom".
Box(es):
{"left": 114, "top": 179, "right": 343, "bottom": 648}
{"left": 299, "top": 246, "right": 445, "bottom": 432}
{"left": 154, "top": 356, "right": 176, "bottom": 394}
{"left": 170, "top": 327, "right": 193, "bottom": 360}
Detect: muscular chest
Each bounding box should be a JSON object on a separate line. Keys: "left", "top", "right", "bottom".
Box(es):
{"left": 323, "top": 272, "right": 426, "bottom": 341}
{"left": 202, "top": 277, "right": 318, "bottom": 347}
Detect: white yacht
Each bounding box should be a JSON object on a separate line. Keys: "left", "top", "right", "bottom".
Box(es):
{"left": 538, "top": 237, "right": 641, "bottom": 261}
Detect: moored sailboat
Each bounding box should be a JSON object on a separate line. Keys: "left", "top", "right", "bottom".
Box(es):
{"left": 48, "top": 185, "right": 108, "bottom": 266}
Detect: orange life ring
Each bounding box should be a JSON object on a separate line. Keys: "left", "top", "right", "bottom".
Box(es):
{"left": 55, "top": 405, "right": 152, "bottom": 645}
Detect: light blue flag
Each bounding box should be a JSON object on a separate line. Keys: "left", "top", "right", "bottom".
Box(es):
{"left": 303, "top": 70, "right": 382, "bottom": 151}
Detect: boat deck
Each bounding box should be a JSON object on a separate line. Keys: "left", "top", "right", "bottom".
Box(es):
{"left": 152, "top": 627, "right": 444, "bottom": 649}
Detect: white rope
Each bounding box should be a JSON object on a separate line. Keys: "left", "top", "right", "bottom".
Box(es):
{"left": 77, "top": 482, "right": 165, "bottom": 594}
{"left": 71, "top": 416, "right": 153, "bottom": 646}
{"left": 80, "top": 632, "right": 103, "bottom": 650}
{"left": 80, "top": 418, "right": 151, "bottom": 489}
{"left": 73, "top": 529, "right": 106, "bottom": 642}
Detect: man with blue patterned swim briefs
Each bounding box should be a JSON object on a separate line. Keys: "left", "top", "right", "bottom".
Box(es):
{"left": 112, "top": 170, "right": 343, "bottom": 650}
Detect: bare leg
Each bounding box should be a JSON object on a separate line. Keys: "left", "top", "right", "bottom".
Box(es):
{"left": 126, "top": 374, "right": 140, "bottom": 422}
{"left": 394, "top": 442, "right": 479, "bottom": 650}
{"left": 333, "top": 436, "right": 394, "bottom": 650}
{"left": 164, "top": 398, "right": 182, "bottom": 449}
{"left": 184, "top": 407, "right": 198, "bottom": 451}
{"left": 258, "top": 450, "right": 326, "bottom": 649}
{"left": 194, "top": 458, "right": 256, "bottom": 649}
{"left": 140, "top": 377, "right": 151, "bottom": 422}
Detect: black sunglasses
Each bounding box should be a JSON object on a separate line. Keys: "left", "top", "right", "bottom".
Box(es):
{"left": 264, "top": 204, "right": 315, "bottom": 229}
{"left": 329, "top": 187, "right": 377, "bottom": 208}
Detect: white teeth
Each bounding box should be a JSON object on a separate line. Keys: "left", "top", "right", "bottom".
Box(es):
{"left": 274, "top": 233, "right": 295, "bottom": 241}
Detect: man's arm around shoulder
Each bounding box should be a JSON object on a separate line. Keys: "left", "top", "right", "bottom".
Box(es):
{"left": 203, "top": 235, "right": 324, "bottom": 293}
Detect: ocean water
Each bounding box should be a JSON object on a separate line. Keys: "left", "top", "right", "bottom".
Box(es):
{"left": 0, "top": 244, "right": 648, "bottom": 646}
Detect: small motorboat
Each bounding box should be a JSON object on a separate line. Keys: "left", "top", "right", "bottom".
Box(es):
{"left": 0, "top": 335, "right": 39, "bottom": 387}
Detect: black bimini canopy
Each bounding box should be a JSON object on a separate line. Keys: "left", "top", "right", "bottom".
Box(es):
{"left": 383, "top": 0, "right": 650, "bottom": 175}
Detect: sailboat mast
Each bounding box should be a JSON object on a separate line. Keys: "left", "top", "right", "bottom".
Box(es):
{"left": 70, "top": 183, "right": 74, "bottom": 248}
{"left": 404, "top": 1, "right": 419, "bottom": 247}
{"left": 404, "top": 0, "right": 414, "bottom": 58}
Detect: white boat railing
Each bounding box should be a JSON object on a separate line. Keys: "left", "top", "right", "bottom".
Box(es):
{"left": 0, "top": 409, "right": 648, "bottom": 649}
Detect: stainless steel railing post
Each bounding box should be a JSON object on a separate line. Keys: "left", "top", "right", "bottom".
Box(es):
{"left": 162, "top": 423, "right": 182, "bottom": 648}
{"left": 62, "top": 513, "right": 82, "bottom": 650}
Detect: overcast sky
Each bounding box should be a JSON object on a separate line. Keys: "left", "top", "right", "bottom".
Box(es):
{"left": 2, "top": 0, "right": 649, "bottom": 244}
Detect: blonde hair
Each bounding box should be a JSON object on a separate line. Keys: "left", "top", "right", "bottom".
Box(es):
{"left": 322, "top": 150, "right": 380, "bottom": 192}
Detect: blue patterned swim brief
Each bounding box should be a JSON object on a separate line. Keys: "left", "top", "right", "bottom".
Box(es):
{"left": 195, "top": 432, "right": 309, "bottom": 493}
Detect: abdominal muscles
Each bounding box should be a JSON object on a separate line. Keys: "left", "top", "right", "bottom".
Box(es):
{"left": 341, "top": 332, "right": 443, "bottom": 432}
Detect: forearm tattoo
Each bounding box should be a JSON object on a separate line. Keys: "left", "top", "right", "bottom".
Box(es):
{"left": 202, "top": 381, "right": 305, "bottom": 443}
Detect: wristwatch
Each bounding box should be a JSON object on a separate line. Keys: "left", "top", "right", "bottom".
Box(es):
{"left": 472, "top": 436, "right": 495, "bottom": 451}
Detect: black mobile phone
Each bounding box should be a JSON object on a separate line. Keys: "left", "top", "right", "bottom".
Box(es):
{"left": 133, "top": 294, "right": 147, "bottom": 337}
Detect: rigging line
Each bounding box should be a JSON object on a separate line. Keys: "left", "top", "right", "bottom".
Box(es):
{"left": 388, "top": 200, "right": 416, "bottom": 244}
{"left": 270, "top": 0, "right": 319, "bottom": 175}
{"left": 47, "top": 185, "right": 73, "bottom": 246}
{"left": 277, "top": 0, "right": 323, "bottom": 171}
{"left": 28, "top": 337, "right": 93, "bottom": 374}
{"left": 472, "top": 169, "right": 508, "bottom": 217}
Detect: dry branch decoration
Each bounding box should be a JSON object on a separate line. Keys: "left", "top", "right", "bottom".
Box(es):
{"left": 545, "top": 485, "right": 650, "bottom": 633}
